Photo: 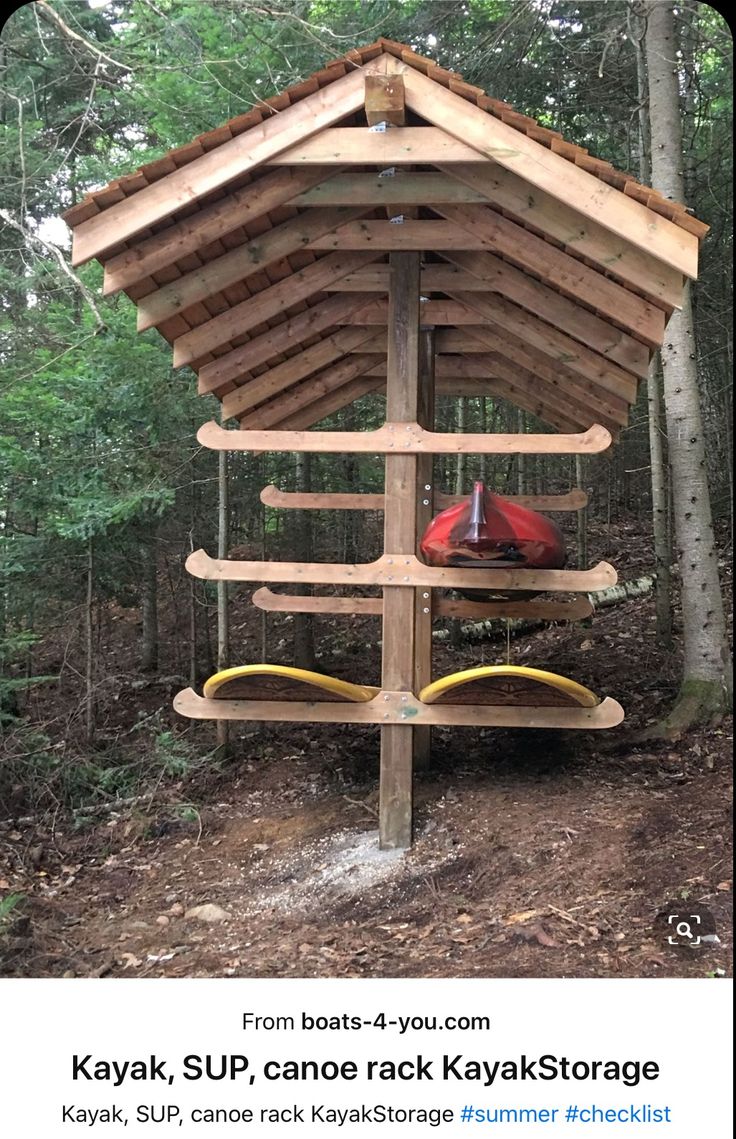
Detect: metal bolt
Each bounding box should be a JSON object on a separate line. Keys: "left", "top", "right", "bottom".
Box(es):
{"left": 422, "top": 607, "right": 430, "bottom": 614}
{"left": 424, "top": 484, "right": 431, "bottom": 491}
{"left": 422, "top": 592, "right": 430, "bottom": 599}
{"left": 422, "top": 498, "right": 430, "bottom": 506}
{"left": 383, "top": 694, "right": 390, "bottom": 701}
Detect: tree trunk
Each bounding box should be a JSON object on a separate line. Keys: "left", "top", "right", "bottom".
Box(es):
{"left": 645, "top": 0, "right": 732, "bottom": 729}
{"left": 85, "top": 536, "right": 95, "bottom": 746}
{"left": 517, "top": 408, "right": 527, "bottom": 494}
{"left": 647, "top": 357, "right": 673, "bottom": 644}
{"left": 478, "top": 397, "right": 488, "bottom": 482}
{"left": 140, "top": 525, "right": 159, "bottom": 672}
{"left": 454, "top": 397, "right": 467, "bottom": 495}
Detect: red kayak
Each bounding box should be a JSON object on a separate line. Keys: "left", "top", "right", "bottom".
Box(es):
{"left": 420, "top": 481, "right": 566, "bottom": 599}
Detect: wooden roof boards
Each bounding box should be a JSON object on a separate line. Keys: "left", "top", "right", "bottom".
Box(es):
{"left": 63, "top": 39, "right": 707, "bottom": 435}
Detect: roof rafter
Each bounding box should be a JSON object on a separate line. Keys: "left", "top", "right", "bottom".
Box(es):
{"left": 136, "top": 205, "right": 374, "bottom": 331}
{"left": 432, "top": 201, "right": 665, "bottom": 346}
{"left": 222, "top": 327, "right": 378, "bottom": 419}
{"left": 441, "top": 250, "right": 648, "bottom": 378}
{"left": 70, "top": 55, "right": 390, "bottom": 266}
{"left": 102, "top": 166, "right": 338, "bottom": 295}
{"left": 446, "top": 279, "right": 640, "bottom": 402}
{"left": 197, "top": 292, "right": 376, "bottom": 395}
{"left": 173, "top": 250, "right": 384, "bottom": 367}
{"left": 390, "top": 55, "right": 700, "bottom": 278}
{"left": 437, "top": 163, "right": 684, "bottom": 311}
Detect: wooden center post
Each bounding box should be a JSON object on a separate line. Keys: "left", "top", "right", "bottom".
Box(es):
{"left": 413, "top": 325, "right": 436, "bottom": 770}
{"left": 380, "top": 251, "right": 424, "bottom": 848}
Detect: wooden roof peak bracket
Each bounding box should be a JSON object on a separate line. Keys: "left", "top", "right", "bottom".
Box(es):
{"left": 365, "top": 74, "right": 406, "bottom": 126}
{"left": 69, "top": 55, "right": 390, "bottom": 266}
{"left": 380, "top": 54, "right": 699, "bottom": 280}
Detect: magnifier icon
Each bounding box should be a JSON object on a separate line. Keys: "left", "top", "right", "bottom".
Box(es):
{"left": 667, "top": 914, "right": 702, "bottom": 945}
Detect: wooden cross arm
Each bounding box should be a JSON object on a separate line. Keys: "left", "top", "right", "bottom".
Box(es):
{"left": 198, "top": 420, "right": 612, "bottom": 455}
{"left": 186, "top": 550, "right": 617, "bottom": 592}
{"left": 259, "top": 485, "right": 589, "bottom": 512}
{"left": 173, "top": 688, "right": 624, "bottom": 729}
{"left": 251, "top": 587, "right": 594, "bottom": 622}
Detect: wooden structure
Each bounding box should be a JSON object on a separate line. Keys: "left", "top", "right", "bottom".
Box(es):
{"left": 63, "top": 39, "right": 706, "bottom": 849}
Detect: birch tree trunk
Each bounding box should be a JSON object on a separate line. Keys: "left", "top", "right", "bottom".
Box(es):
{"left": 645, "top": 0, "right": 732, "bottom": 728}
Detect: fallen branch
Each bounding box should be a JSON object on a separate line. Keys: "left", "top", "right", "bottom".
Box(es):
{"left": 432, "top": 574, "right": 656, "bottom": 645}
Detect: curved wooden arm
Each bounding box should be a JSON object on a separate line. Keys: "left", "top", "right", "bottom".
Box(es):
{"left": 187, "top": 549, "right": 616, "bottom": 592}
{"left": 174, "top": 688, "right": 624, "bottom": 729}
{"left": 198, "top": 420, "right": 612, "bottom": 455}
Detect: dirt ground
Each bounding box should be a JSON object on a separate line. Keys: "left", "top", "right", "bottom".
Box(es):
{"left": 1, "top": 548, "right": 732, "bottom": 979}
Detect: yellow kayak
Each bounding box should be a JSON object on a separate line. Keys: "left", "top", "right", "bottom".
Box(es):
{"left": 419, "top": 665, "right": 599, "bottom": 708}
{"left": 203, "top": 664, "right": 379, "bottom": 703}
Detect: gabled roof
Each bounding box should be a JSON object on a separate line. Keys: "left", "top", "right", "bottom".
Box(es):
{"left": 64, "top": 37, "right": 706, "bottom": 238}
{"left": 62, "top": 39, "right": 707, "bottom": 436}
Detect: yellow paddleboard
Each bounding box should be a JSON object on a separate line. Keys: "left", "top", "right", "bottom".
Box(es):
{"left": 419, "top": 665, "right": 599, "bottom": 708}
{"left": 203, "top": 665, "right": 379, "bottom": 703}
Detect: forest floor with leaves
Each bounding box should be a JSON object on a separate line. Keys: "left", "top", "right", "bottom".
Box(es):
{"left": 1, "top": 520, "right": 732, "bottom": 980}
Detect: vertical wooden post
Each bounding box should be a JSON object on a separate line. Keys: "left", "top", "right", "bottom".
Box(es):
{"left": 575, "top": 453, "right": 588, "bottom": 570}
{"left": 216, "top": 443, "right": 230, "bottom": 749}
{"left": 413, "top": 325, "right": 435, "bottom": 770}
{"left": 380, "top": 252, "right": 421, "bottom": 849}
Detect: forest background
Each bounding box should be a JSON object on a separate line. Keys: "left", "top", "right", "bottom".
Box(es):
{"left": 0, "top": 0, "right": 732, "bottom": 819}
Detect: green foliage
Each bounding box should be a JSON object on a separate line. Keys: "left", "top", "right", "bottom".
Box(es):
{"left": 0, "top": 893, "right": 25, "bottom": 931}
